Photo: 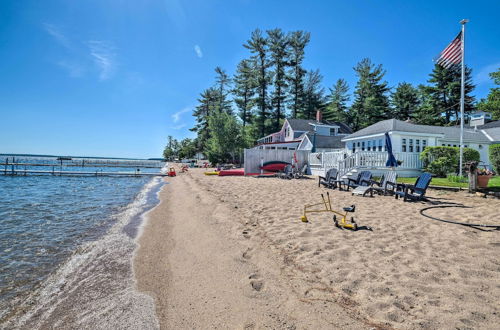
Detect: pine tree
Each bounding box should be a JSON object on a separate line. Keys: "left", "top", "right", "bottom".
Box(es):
{"left": 243, "top": 29, "right": 271, "bottom": 137}
{"left": 390, "top": 82, "right": 419, "bottom": 120}
{"left": 350, "top": 58, "right": 390, "bottom": 130}
{"left": 413, "top": 85, "right": 443, "bottom": 125}
{"left": 302, "top": 69, "right": 326, "bottom": 120}
{"left": 324, "top": 79, "right": 350, "bottom": 123}
{"left": 214, "top": 66, "right": 233, "bottom": 114}
{"left": 287, "top": 31, "right": 310, "bottom": 119}
{"left": 191, "top": 87, "right": 219, "bottom": 151}
{"left": 233, "top": 59, "right": 256, "bottom": 128}
{"left": 427, "top": 64, "right": 475, "bottom": 125}
{"left": 267, "top": 28, "right": 290, "bottom": 132}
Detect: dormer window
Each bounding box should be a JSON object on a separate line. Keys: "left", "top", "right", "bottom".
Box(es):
{"left": 329, "top": 128, "right": 336, "bottom": 136}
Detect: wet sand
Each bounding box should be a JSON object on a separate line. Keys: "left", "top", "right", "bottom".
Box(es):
{"left": 136, "top": 168, "right": 500, "bottom": 329}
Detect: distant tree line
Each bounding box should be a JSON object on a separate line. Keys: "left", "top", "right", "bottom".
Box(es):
{"left": 164, "top": 28, "right": 499, "bottom": 163}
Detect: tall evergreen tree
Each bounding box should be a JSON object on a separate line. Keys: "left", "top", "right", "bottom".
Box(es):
{"left": 302, "top": 69, "right": 326, "bottom": 120}
{"left": 287, "top": 31, "right": 310, "bottom": 119}
{"left": 267, "top": 28, "right": 289, "bottom": 131}
{"left": 191, "top": 87, "right": 219, "bottom": 150}
{"left": 324, "top": 79, "right": 350, "bottom": 123}
{"left": 214, "top": 66, "right": 233, "bottom": 114}
{"left": 477, "top": 67, "right": 500, "bottom": 119}
{"left": 243, "top": 29, "right": 271, "bottom": 137}
{"left": 427, "top": 64, "right": 475, "bottom": 125}
{"left": 233, "top": 59, "right": 256, "bottom": 127}
{"left": 350, "top": 58, "right": 390, "bottom": 130}
{"left": 413, "top": 84, "right": 443, "bottom": 125}
{"left": 390, "top": 82, "right": 419, "bottom": 120}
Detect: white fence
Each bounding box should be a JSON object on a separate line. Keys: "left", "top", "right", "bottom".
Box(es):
{"left": 309, "top": 151, "right": 423, "bottom": 177}
{"left": 244, "top": 149, "right": 310, "bottom": 175}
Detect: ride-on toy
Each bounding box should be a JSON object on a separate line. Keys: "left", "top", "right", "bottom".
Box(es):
{"left": 300, "top": 192, "right": 358, "bottom": 230}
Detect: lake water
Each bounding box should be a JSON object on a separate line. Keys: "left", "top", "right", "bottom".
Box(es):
{"left": 0, "top": 157, "right": 165, "bottom": 325}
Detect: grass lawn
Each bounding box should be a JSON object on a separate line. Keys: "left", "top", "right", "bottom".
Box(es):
{"left": 397, "top": 175, "right": 500, "bottom": 191}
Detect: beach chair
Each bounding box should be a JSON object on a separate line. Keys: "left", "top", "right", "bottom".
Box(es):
{"left": 293, "top": 164, "right": 308, "bottom": 179}
{"left": 345, "top": 171, "right": 372, "bottom": 191}
{"left": 395, "top": 172, "right": 432, "bottom": 202}
{"left": 318, "top": 168, "right": 343, "bottom": 189}
{"left": 279, "top": 164, "right": 293, "bottom": 179}
{"left": 367, "top": 171, "right": 398, "bottom": 196}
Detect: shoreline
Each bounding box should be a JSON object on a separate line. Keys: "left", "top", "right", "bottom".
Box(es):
{"left": 135, "top": 168, "right": 499, "bottom": 329}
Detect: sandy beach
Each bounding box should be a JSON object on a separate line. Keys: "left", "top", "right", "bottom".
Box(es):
{"left": 135, "top": 168, "right": 500, "bottom": 329}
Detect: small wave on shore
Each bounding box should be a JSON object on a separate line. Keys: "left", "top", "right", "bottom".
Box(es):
{"left": 2, "top": 176, "right": 165, "bottom": 329}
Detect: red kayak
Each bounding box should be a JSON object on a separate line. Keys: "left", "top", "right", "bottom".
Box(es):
{"left": 218, "top": 169, "right": 245, "bottom": 176}
{"left": 259, "top": 161, "right": 290, "bottom": 172}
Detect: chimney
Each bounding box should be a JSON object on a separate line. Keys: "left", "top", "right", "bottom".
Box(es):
{"left": 316, "top": 110, "right": 322, "bottom": 123}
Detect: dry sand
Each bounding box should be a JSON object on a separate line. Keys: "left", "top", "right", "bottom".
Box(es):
{"left": 135, "top": 168, "right": 500, "bottom": 329}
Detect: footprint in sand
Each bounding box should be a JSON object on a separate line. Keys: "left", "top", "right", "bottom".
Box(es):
{"left": 242, "top": 248, "right": 252, "bottom": 260}
{"left": 242, "top": 229, "right": 251, "bottom": 239}
{"left": 248, "top": 273, "right": 264, "bottom": 291}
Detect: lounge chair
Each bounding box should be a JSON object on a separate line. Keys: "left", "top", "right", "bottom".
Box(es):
{"left": 345, "top": 171, "right": 372, "bottom": 191}
{"left": 367, "top": 171, "right": 398, "bottom": 196}
{"left": 395, "top": 172, "right": 432, "bottom": 202}
{"left": 279, "top": 164, "right": 293, "bottom": 179}
{"left": 318, "top": 168, "right": 337, "bottom": 188}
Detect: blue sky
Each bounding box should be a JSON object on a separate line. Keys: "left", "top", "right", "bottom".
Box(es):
{"left": 0, "top": 0, "right": 499, "bottom": 158}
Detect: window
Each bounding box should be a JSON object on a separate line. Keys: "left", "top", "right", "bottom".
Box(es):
{"left": 352, "top": 143, "right": 356, "bottom": 153}
{"left": 416, "top": 139, "right": 420, "bottom": 153}
{"left": 378, "top": 140, "right": 383, "bottom": 151}
{"left": 402, "top": 138, "right": 407, "bottom": 152}
{"left": 289, "top": 148, "right": 295, "bottom": 150}
{"left": 330, "top": 128, "right": 336, "bottom": 136}
{"left": 367, "top": 141, "right": 371, "bottom": 151}
{"left": 362, "top": 141, "right": 365, "bottom": 151}
{"left": 409, "top": 139, "right": 414, "bottom": 152}
{"left": 422, "top": 139, "right": 427, "bottom": 150}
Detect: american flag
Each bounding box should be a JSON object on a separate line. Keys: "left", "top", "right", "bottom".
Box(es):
{"left": 435, "top": 32, "right": 462, "bottom": 68}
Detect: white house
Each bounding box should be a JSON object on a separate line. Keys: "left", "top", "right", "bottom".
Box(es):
{"left": 308, "top": 118, "right": 500, "bottom": 177}
{"left": 341, "top": 119, "right": 499, "bottom": 165}
{"left": 255, "top": 111, "right": 352, "bottom": 152}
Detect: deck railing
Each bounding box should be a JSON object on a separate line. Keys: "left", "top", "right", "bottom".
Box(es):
{"left": 310, "top": 151, "right": 423, "bottom": 176}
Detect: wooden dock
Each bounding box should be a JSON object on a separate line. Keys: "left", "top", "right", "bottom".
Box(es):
{"left": 2, "top": 169, "right": 168, "bottom": 177}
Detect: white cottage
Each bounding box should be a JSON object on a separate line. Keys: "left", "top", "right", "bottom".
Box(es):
{"left": 309, "top": 118, "right": 500, "bottom": 177}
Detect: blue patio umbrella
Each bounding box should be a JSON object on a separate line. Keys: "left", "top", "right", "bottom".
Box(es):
{"left": 385, "top": 132, "right": 398, "bottom": 167}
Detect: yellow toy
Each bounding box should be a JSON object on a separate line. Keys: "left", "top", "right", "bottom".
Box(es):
{"left": 301, "top": 192, "right": 358, "bottom": 230}
{"left": 204, "top": 171, "right": 220, "bottom": 175}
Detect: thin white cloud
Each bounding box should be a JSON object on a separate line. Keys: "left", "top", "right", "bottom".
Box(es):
{"left": 172, "top": 107, "right": 191, "bottom": 123}
{"left": 43, "top": 23, "right": 70, "bottom": 49}
{"left": 475, "top": 62, "right": 500, "bottom": 85}
{"left": 87, "top": 40, "right": 116, "bottom": 81}
{"left": 194, "top": 45, "right": 203, "bottom": 58}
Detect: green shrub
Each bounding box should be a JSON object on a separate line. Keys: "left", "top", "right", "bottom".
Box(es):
{"left": 420, "top": 146, "right": 480, "bottom": 177}
{"left": 490, "top": 144, "right": 500, "bottom": 172}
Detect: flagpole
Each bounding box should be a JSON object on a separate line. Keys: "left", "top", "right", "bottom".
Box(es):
{"left": 458, "top": 19, "right": 469, "bottom": 177}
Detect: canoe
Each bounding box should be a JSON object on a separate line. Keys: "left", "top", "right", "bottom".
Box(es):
{"left": 218, "top": 169, "right": 245, "bottom": 176}
{"left": 204, "top": 171, "right": 220, "bottom": 175}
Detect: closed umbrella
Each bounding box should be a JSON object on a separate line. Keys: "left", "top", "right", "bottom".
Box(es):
{"left": 311, "top": 133, "right": 317, "bottom": 153}
{"left": 385, "top": 132, "right": 398, "bottom": 167}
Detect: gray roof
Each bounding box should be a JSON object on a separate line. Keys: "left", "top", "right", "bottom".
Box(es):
{"left": 287, "top": 119, "right": 352, "bottom": 134}
{"left": 306, "top": 133, "right": 345, "bottom": 149}
{"left": 476, "top": 120, "right": 500, "bottom": 129}
{"left": 343, "top": 119, "right": 491, "bottom": 143}
{"left": 483, "top": 127, "right": 500, "bottom": 142}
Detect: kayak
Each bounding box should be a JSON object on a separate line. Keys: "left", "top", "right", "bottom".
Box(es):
{"left": 218, "top": 169, "right": 245, "bottom": 176}
{"left": 259, "top": 161, "right": 290, "bottom": 172}
{"left": 204, "top": 171, "right": 220, "bottom": 175}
